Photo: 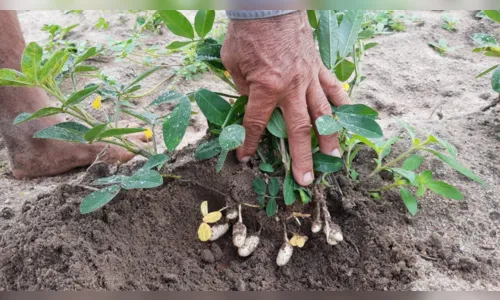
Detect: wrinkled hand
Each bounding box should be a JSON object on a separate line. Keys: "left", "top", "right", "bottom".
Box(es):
{"left": 221, "top": 11, "right": 350, "bottom": 186}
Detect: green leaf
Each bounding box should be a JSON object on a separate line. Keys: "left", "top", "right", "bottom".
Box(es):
{"left": 394, "top": 118, "right": 416, "bottom": 140}
{"left": 257, "top": 195, "right": 265, "bottom": 209}
{"left": 142, "top": 154, "right": 169, "bottom": 170}
{"left": 268, "top": 177, "right": 280, "bottom": 197}
{"left": 74, "top": 65, "right": 99, "bottom": 73}
{"left": 194, "top": 10, "right": 215, "bottom": 38}
{"left": 75, "top": 47, "right": 98, "bottom": 65}
{"left": 431, "top": 135, "right": 457, "bottom": 158}
{"left": 195, "top": 40, "right": 224, "bottom": 69}
{"left": 338, "top": 10, "right": 365, "bottom": 58}
{"left": 163, "top": 98, "right": 191, "bottom": 151}
{"left": 336, "top": 104, "right": 379, "bottom": 119}
{"left": 364, "top": 42, "right": 379, "bottom": 51}
{"left": 121, "top": 169, "right": 163, "bottom": 190}
{"left": 21, "top": 42, "right": 43, "bottom": 80}
{"left": 476, "top": 64, "right": 499, "bottom": 79}
{"left": 266, "top": 197, "right": 277, "bottom": 217}
{"left": 194, "top": 89, "right": 231, "bottom": 126}
{"left": 252, "top": 177, "right": 267, "bottom": 195}
{"left": 358, "top": 29, "right": 375, "bottom": 39}
{"left": 33, "top": 122, "right": 88, "bottom": 143}
{"left": 492, "top": 66, "right": 500, "bottom": 93}
{"left": 424, "top": 149, "right": 484, "bottom": 185}
{"left": 99, "top": 127, "right": 145, "bottom": 139}
{"left": 0, "top": 69, "right": 34, "bottom": 87}
{"left": 318, "top": 10, "right": 339, "bottom": 69}
{"left": 419, "top": 170, "right": 433, "bottom": 184}
{"left": 313, "top": 153, "right": 343, "bottom": 173}
{"left": 166, "top": 40, "right": 194, "bottom": 49}
{"left": 219, "top": 124, "right": 245, "bottom": 151}
{"left": 266, "top": 109, "right": 288, "bottom": 138}
{"left": 158, "top": 10, "right": 194, "bottom": 39}
{"left": 283, "top": 172, "right": 296, "bottom": 205}
{"left": 484, "top": 10, "right": 500, "bottom": 23}
{"left": 337, "top": 114, "right": 383, "bottom": 138}
{"left": 402, "top": 155, "right": 424, "bottom": 171}
{"left": 334, "top": 59, "right": 355, "bottom": 82}
{"left": 416, "top": 183, "right": 426, "bottom": 197}
{"left": 425, "top": 180, "right": 464, "bottom": 200}
{"left": 259, "top": 163, "right": 275, "bottom": 173}
{"left": 471, "top": 33, "right": 498, "bottom": 47}
{"left": 80, "top": 185, "right": 121, "bottom": 214}
{"left": 13, "top": 107, "right": 62, "bottom": 125}
{"left": 64, "top": 85, "right": 99, "bottom": 108}
{"left": 216, "top": 150, "right": 228, "bottom": 173}
{"left": 195, "top": 138, "right": 222, "bottom": 161}
{"left": 123, "top": 85, "right": 142, "bottom": 95}
{"left": 38, "top": 49, "right": 69, "bottom": 82}
{"left": 391, "top": 168, "right": 417, "bottom": 184}
{"left": 125, "top": 66, "right": 163, "bottom": 91}
{"left": 223, "top": 96, "right": 248, "bottom": 126}
{"left": 84, "top": 123, "right": 108, "bottom": 142}
{"left": 121, "top": 109, "right": 157, "bottom": 125}
{"left": 307, "top": 10, "right": 319, "bottom": 29}
{"left": 298, "top": 188, "right": 312, "bottom": 204}
{"left": 94, "top": 175, "right": 127, "bottom": 185}
{"left": 315, "top": 115, "right": 342, "bottom": 135}
{"left": 149, "top": 90, "right": 188, "bottom": 107}
{"left": 400, "top": 187, "right": 418, "bottom": 216}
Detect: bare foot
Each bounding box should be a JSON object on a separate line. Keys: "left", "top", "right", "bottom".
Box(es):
{"left": 1, "top": 87, "right": 148, "bottom": 179}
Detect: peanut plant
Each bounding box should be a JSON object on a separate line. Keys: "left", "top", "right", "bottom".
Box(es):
{"left": 473, "top": 10, "right": 500, "bottom": 101}
{"left": 0, "top": 10, "right": 484, "bottom": 267}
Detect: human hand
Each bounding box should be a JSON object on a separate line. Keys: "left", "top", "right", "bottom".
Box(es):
{"left": 221, "top": 11, "right": 351, "bottom": 186}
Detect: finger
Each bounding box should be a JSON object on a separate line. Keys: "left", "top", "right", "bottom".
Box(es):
{"left": 306, "top": 79, "right": 341, "bottom": 157}
{"left": 281, "top": 91, "right": 314, "bottom": 186}
{"left": 236, "top": 85, "right": 277, "bottom": 162}
{"left": 229, "top": 69, "right": 250, "bottom": 96}
{"left": 318, "top": 66, "right": 351, "bottom": 107}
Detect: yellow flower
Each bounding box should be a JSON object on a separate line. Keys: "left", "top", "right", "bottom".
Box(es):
{"left": 223, "top": 71, "right": 230, "bottom": 77}
{"left": 342, "top": 82, "right": 350, "bottom": 92}
{"left": 92, "top": 95, "right": 102, "bottom": 110}
{"left": 144, "top": 128, "right": 153, "bottom": 140}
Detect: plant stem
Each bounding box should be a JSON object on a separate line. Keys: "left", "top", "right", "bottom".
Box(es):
{"left": 152, "top": 123, "right": 158, "bottom": 155}
{"left": 280, "top": 138, "right": 290, "bottom": 171}
{"left": 114, "top": 95, "right": 121, "bottom": 127}
{"left": 127, "top": 73, "right": 177, "bottom": 99}
{"left": 71, "top": 72, "right": 77, "bottom": 93}
{"left": 370, "top": 146, "right": 417, "bottom": 176}
{"left": 214, "top": 92, "right": 240, "bottom": 99}
{"left": 369, "top": 182, "right": 403, "bottom": 193}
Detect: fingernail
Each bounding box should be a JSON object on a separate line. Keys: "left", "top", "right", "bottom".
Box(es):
{"left": 240, "top": 156, "right": 251, "bottom": 163}
{"left": 331, "top": 148, "right": 341, "bottom": 158}
{"left": 303, "top": 172, "right": 313, "bottom": 185}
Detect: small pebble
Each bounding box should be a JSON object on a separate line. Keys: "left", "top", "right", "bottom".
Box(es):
{"left": 235, "top": 279, "right": 246, "bottom": 291}
{"left": 0, "top": 207, "right": 14, "bottom": 219}
{"left": 201, "top": 249, "right": 215, "bottom": 264}
{"left": 210, "top": 243, "right": 223, "bottom": 261}
{"left": 161, "top": 273, "right": 179, "bottom": 284}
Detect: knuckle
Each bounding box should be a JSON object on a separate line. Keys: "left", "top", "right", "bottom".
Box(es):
{"left": 245, "top": 120, "right": 267, "bottom": 137}
{"left": 290, "top": 119, "right": 311, "bottom": 136}
{"left": 311, "top": 98, "right": 332, "bottom": 115}
{"left": 292, "top": 151, "right": 313, "bottom": 168}
{"left": 255, "top": 73, "right": 285, "bottom": 95}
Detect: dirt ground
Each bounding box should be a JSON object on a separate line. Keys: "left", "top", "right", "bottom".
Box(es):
{"left": 0, "top": 10, "right": 499, "bottom": 291}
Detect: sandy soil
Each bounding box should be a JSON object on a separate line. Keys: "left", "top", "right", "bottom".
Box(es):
{"left": 0, "top": 10, "right": 499, "bottom": 291}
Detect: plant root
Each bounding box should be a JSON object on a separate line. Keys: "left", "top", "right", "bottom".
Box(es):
{"left": 481, "top": 94, "right": 500, "bottom": 112}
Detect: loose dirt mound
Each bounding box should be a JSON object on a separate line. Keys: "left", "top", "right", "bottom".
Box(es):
{"left": 1, "top": 145, "right": 420, "bottom": 291}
